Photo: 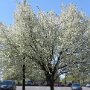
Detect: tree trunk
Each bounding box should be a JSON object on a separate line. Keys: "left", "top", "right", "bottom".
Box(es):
{"left": 22, "top": 64, "right": 25, "bottom": 90}
{"left": 50, "top": 80, "right": 54, "bottom": 90}
{"left": 82, "top": 77, "right": 84, "bottom": 85}
{"left": 45, "top": 73, "right": 54, "bottom": 90}
{"left": 65, "top": 74, "right": 67, "bottom": 85}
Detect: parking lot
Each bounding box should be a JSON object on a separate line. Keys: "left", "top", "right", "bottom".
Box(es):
{"left": 16, "top": 86, "right": 90, "bottom": 90}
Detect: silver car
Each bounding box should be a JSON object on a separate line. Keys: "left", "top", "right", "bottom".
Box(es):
{"left": 86, "top": 83, "right": 90, "bottom": 87}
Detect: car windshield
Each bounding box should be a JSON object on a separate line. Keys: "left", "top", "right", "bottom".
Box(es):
{"left": 72, "top": 84, "right": 80, "bottom": 86}
{"left": 1, "top": 81, "right": 12, "bottom": 85}
{"left": 27, "top": 81, "right": 32, "bottom": 83}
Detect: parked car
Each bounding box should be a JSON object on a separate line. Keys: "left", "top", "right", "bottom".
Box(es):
{"left": 0, "top": 80, "right": 16, "bottom": 90}
{"left": 26, "top": 80, "right": 33, "bottom": 86}
{"left": 71, "top": 83, "right": 82, "bottom": 90}
{"left": 86, "top": 83, "right": 90, "bottom": 87}
{"left": 67, "top": 82, "right": 72, "bottom": 87}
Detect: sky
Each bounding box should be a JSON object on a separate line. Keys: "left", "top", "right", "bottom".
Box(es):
{"left": 0, "top": 0, "right": 90, "bottom": 25}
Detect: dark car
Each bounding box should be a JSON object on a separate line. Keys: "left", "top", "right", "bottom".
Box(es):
{"left": 71, "top": 83, "right": 82, "bottom": 90}
{"left": 0, "top": 80, "right": 16, "bottom": 90}
{"left": 68, "top": 82, "right": 72, "bottom": 87}
{"left": 26, "top": 80, "right": 33, "bottom": 86}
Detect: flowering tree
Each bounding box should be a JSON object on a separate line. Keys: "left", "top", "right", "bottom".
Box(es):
{"left": 59, "top": 4, "right": 90, "bottom": 84}
{"left": 0, "top": 2, "right": 45, "bottom": 88}
{"left": 0, "top": 1, "right": 90, "bottom": 90}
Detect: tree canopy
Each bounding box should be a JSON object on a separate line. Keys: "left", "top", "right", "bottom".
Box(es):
{"left": 0, "top": 1, "right": 90, "bottom": 90}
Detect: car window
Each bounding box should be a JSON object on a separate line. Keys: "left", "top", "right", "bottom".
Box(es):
{"left": 27, "top": 81, "right": 32, "bottom": 83}
{"left": 72, "top": 84, "right": 80, "bottom": 86}
{"left": 1, "top": 81, "right": 13, "bottom": 85}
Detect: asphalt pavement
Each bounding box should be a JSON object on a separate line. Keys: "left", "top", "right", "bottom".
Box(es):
{"left": 16, "top": 86, "right": 90, "bottom": 90}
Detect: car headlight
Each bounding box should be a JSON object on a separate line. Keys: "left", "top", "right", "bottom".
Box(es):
{"left": 72, "top": 87, "right": 77, "bottom": 89}
{"left": 0, "top": 85, "right": 6, "bottom": 88}
{"left": 8, "top": 85, "right": 13, "bottom": 88}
